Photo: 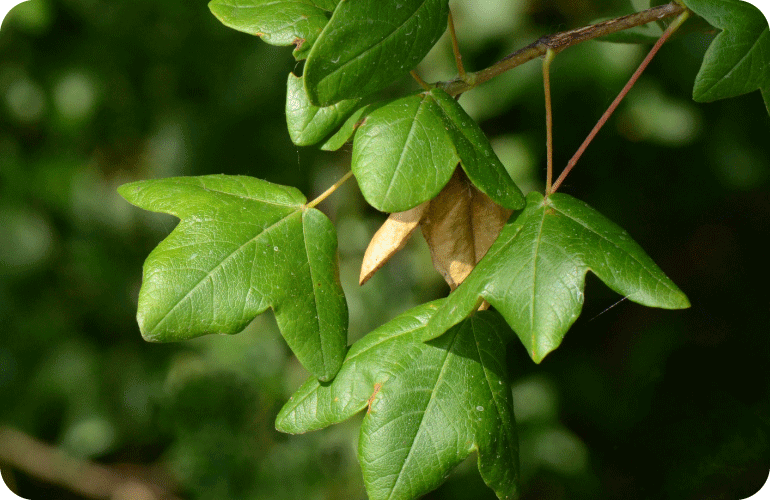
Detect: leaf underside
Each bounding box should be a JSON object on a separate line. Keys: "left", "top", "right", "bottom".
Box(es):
{"left": 118, "top": 175, "right": 348, "bottom": 382}
{"left": 286, "top": 73, "right": 363, "bottom": 147}
{"left": 207, "top": 0, "right": 338, "bottom": 59}
{"left": 426, "top": 192, "right": 690, "bottom": 363}
{"left": 277, "top": 302, "right": 519, "bottom": 500}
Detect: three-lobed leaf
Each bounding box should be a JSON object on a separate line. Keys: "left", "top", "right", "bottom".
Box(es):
{"left": 426, "top": 192, "right": 690, "bottom": 363}
{"left": 277, "top": 302, "right": 519, "bottom": 500}
{"left": 303, "top": 0, "right": 450, "bottom": 106}
{"left": 683, "top": 0, "right": 770, "bottom": 104}
{"left": 118, "top": 175, "right": 348, "bottom": 382}
{"left": 208, "top": 0, "right": 338, "bottom": 59}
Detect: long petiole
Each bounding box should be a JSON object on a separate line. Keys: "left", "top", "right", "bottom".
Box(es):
{"left": 411, "top": 70, "right": 432, "bottom": 91}
{"left": 305, "top": 170, "right": 355, "bottom": 209}
{"left": 447, "top": 9, "right": 466, "bottom": 80}
{"left": 550, "top": 10, "right": 690, "bottom": 193}
{"left": 542, "top": 49, "right": 556, "bottom": 196}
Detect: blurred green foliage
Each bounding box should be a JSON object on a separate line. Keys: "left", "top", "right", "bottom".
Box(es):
{"left": 0, "top": 0, "right": 768, "bottom": 499}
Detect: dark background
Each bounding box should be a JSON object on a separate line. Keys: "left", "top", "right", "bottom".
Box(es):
{"left": 0, "top": 0, "right": 768, "bottom": 498}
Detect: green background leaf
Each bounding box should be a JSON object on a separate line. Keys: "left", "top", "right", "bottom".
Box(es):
{"left": 286, "top": 73, "right": 362, "bottom": 146}
{"left": 352, "top": 93, "right": 458, "bottom": 212}
{"left": 683, "top": 0, "right": 770, "bottom": 103}
{"left": 278, "top": 303, "right": 519, "bottom": 500}
{"left": 118, "top": 175, "right": 347, "bottom": 381}
{"left": 319, "top": 104, "right": 372, "bottom": 151}
{"left": 208, "top": 0, "right": 338, "bottom": 59}
{"left": 427, "top": 192, "right": 690, "bottom": 363}
{"left": 303, "top": 0, "right": 449, "bottom": 106}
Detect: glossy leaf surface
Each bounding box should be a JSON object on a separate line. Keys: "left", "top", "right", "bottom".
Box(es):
{"left": 431, "top": 89, "right": 524, "bottom": 210}
{"left": 118, "top": 175, "right": 347, "bottom": 381}
{"left": 351, "top": 92, "right": 523, "bottom": 213}
{"left": 683, "top": 0, "right": 770, "bottom": 103}
{"left": 208, "top": 0, "right": 338, "bottom": 59}
{"left": 352, "top": 93, "right": 458, "bottom": 212}
{"left": 286, "top": 73, "right": 362, "bottom": 146}
{"left": 277, "top": 303, "right": 519, "bottom": 500}
{"left": 303, "top": 0, "right": 449, "bottom": 106}
{"left": 427, "top": 192, "right": 690, "bottom": 363}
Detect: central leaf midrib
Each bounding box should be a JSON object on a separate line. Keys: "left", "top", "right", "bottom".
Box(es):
{"left": 528, "top": 208, "right": 548, "bottom": 356}
{"left": 700, "top": 26, "right": 769, "bottom": 96}
{"left": 153, "top": 179, "right": 304, "bottom": 209}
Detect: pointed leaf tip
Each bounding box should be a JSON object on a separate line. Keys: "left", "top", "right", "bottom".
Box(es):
{"left": 427, "top": 192, "right": 690, "bottom": 363}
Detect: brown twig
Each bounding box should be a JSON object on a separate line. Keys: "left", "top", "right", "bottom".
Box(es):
{"left": 0, "top": 426, "right": 181, "bottom": 500}
{"left": 439, "top": 2, "right": 686, "bottom": 97}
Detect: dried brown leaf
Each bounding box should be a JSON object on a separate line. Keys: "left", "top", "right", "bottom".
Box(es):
{"left": 359, "top": 202, "right": 429, "bottom": 285}
{"left": 421, "top": 169, "right": 512, "bottom": 290}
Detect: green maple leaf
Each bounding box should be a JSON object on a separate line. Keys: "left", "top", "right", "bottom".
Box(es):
{"left": 683, "top": 0, "right": 770, "bottom": 104}
{"left": 118, "top": 175, "right": 347, "bottom": 382}
{"left": 426, "top": 192, "right": 690, "bottom": 363}
{"left": 277, "top": 302, "right": 519, "bottom": 500}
